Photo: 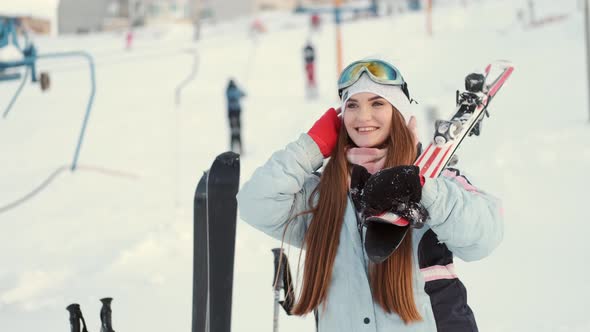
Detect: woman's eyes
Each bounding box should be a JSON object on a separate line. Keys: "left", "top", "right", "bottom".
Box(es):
{"left": 346, "top": 101, "right": 385, "bottom": 109}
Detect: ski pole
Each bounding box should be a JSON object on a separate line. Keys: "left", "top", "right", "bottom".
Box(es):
{"left": 66, "top": 303, "right": 89, "bottom": 332}
{"left": 272, "top": 248, "right": 284, "bottom": 332}
{"left": 272, "top": 248, "right": 295, "bottom": 332}
{"left": 100, "top": 297, "right": 115, "bottom": 332}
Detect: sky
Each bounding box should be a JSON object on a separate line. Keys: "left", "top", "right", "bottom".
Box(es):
{"left": 1, "top": 0, "right": 590, "bottom": 331}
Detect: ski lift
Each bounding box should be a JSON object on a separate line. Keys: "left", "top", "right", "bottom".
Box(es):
{"left": 0, "top": 16, "right": 97, "bottom": 171}
{"left": 0, "top": 16, "right": 49, "bottom": 90}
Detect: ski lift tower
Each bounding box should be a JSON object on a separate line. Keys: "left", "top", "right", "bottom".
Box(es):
{"left": 0, "top": 16, "right": 97, "bottom": 171}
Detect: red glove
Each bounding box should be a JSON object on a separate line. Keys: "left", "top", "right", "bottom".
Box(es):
{"left": 307, "top": 108, "right": 341, "bottom": 157}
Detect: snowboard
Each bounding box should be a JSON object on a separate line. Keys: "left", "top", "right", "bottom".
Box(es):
{"left": 364, "top": 61, "right": 514, "bottom": 263}
{"left": 192, "top": 151, "right": 240, "bottom": 332}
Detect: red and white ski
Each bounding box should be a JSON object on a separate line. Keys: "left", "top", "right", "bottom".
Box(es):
{"left": 416, "top": 61, "right": 514, "bottom": 178}
{"left": 370, "top": 61, "right": 514, "bottom": 226}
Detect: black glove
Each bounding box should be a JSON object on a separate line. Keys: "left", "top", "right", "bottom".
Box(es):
{"left": 350, "top": 164, "right": 371, "bottom": 213}
{"left": 362, "top": 165, "right": 429, "bottom": 229}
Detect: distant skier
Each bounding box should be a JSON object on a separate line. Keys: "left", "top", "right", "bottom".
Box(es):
{"left": 226, "top": 79, "right": 246, "bottom": 154}
{"left": 310, "top": 13, "right": 321, "bottom": 31}
{"left": 303, "top": 41, "right": 317, "bottom": 99}
{"left": 125, "top": 29, "right": 134, "bottom": 50}
{"left": 249, "top": 18, "right": 266, "bottom": 40}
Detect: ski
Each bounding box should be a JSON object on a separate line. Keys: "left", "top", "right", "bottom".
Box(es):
{"left": 212, "top": 152, "right": 242, "bottom": 332}
{"left": 364, "top": 61, "right": 514, "bottom": 262}
{"left": 192, "top": 171, "right": 209, "bottom": 332}
{"left": 208, "top": 152, "right": 240, "bottom": 332}
{"left": 416, "top": 61, "right": 514, "bottom": 179}
{"left": 192, "top": 151, "right": 240, "bottom": 332}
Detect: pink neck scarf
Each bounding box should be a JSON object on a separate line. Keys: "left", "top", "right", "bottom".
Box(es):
{"left": 346, "top": 147, "right": 387, "bottom": 174}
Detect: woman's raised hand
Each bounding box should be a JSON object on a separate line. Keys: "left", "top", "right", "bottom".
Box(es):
{"left": 308, "top": 108, "right": 342, "bottom": 158}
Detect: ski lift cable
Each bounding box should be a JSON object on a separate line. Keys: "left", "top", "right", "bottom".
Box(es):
{"left": 175, "top": 48, "right": 199, "bottom": 107}
{"left": 37, "top": 47, "right": 193, "bottom": 73}
{"left": 0, "top": 164, "right": 140, "bottom": 215}
{"left": 2, "top": 66, "right": 29, "bottom": 118}
{"left": 243, "top": 39, "right": 258, "bottom": 87}
{"left": 1, "top": 50, "right": 97, "bottom": 171}
{"left": 0, "top": 165, "right": 68, "bottom": 215}
{"left": 33, "top": 51, "right": 97, "bottom": 171}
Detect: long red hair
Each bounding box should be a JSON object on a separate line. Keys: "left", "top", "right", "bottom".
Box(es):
{"left": 289, "top": 108, "right": 421, "bottom": 324}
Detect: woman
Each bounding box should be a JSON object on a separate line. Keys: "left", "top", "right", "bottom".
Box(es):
{"left": 237, "top": 58, "right": 503, "bottom": 331}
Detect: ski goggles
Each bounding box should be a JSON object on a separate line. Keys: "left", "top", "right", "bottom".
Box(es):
{"left": 338, "top": 59, "right": 410, "bottom": 100}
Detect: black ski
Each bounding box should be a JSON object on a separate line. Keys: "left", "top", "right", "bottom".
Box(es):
{"left": 192, "top": 171, "right": 209, "bottom": 332}
{"left": 208, "top": 152, "right": 240, "bottom": 332}
{"left": 192, "top": 151, "right": 240, "bottom": 332}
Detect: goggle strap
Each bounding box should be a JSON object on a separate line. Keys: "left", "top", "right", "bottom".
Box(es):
{"left": 339, "top": 82, "right": 416, "bottom": 103}
{"left": 401, "top": 82, "right": 411, "bottom": 100}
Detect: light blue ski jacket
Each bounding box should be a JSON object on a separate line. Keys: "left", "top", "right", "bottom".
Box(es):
{"left": 237, "top": 134, "right": 504, "bottom": 332}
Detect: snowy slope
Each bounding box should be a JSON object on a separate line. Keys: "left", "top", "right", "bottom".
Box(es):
{"left": 1, "top": 0, "right": 590, "bottom": 331}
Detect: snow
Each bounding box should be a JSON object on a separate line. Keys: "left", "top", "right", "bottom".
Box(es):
{"left": 1, "top": 0, "right": 590, "bottom": 331}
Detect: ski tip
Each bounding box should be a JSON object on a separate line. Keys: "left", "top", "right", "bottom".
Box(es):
{"left": 197, "top": 170, "right": 208, "bottom": 184}
{"left": 194, "top": 171, "right": 208, "bottom": 198}
{"left": 492, "top": 59, "right": 515, "bottom": 69}
{"left": 215, "top": 151, "right": 240, "bottom": 166}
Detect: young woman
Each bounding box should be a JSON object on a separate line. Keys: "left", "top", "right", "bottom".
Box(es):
{"left": 237, "top": 58, "right": 503, "bottom": 331}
